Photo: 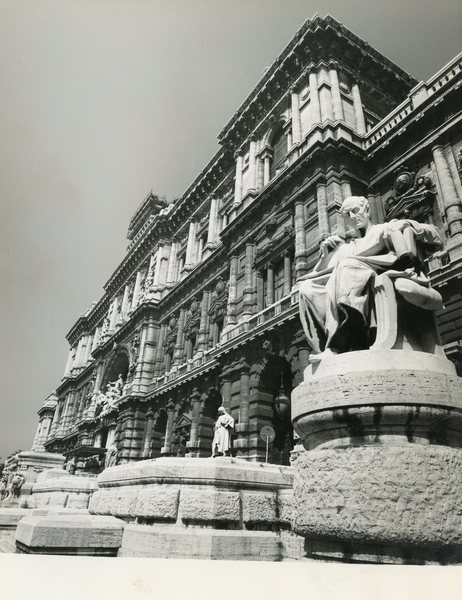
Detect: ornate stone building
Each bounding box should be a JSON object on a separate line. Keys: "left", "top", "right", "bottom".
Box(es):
{"left": 38, "top": 15, "right": 462, "bottom": 473}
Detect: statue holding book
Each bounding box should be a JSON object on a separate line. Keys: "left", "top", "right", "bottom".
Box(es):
{"left": 297, "top": 196, "right": 443, "bottom": 360}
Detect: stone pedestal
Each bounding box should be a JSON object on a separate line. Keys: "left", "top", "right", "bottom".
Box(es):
{"left": 291, "top": 349, "right": 462, "bottom": 564}
{"left": 1, "top": 451, "right": 65, "bottom": 508}
{"left": 11, "top": 457, "right": 303, "bottom": 559}
{"left": 31, "top": 469, "right": 97, "bottom": 510}
{"left": 15, "top": 514, "right": 124, "bottom": 556}
{"left": 90, "top": 457, "right": 303, "bottom": 560}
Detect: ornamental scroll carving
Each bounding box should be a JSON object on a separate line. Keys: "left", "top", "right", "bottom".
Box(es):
{"left": 384, "top": 169, "right": 435, "bottom": 222}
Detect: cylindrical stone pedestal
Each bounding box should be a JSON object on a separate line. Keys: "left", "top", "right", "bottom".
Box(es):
{"left": 291, "top": 349, "right": 462, "bottom": 564}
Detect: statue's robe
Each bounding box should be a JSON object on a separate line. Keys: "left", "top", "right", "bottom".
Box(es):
{"left": 298, "top": 220, "right": 442, "bottom": 354}
{"left": 212, "top": 412, "right": 234, "bottom": 455}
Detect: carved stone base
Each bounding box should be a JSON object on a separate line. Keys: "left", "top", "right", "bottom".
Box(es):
{"left": 293, "top": 445, "right": 462, "bottom": 564}
{"left": 90, "top": 456, "right": 303, "bottom": 560}
{"left": 291, "top": 349, "right": 462, "bottom": 564}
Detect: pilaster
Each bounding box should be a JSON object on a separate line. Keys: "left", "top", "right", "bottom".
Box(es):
{"left": 352, "top": 82, "right": 366, "bottom": 135}
{"left": 294, "top": 201, "right": 308, "bottom": 279}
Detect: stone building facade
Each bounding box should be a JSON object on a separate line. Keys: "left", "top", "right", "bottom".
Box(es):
{"left": 38, "top": 15, "right": 462, "bottom": 473}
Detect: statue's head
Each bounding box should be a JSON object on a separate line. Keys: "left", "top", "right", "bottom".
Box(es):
{"left": 341, "top": 196, "right": 371, "bottom": 231}
{"left": 218, "top": 406, "right": 226, "bottom": 414}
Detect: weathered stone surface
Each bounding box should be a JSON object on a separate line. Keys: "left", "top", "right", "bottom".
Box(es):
{"left": 135, "top": 487, "right": 179, "bottom": 520}
{"left": 32, "top": 473, "right": 97, "bottom": 510}
{"left": 98, "top": 457, "right": 293, "bottom": 489}
{"left": 86, "top": 457, "right": 303, "bottom": 559}
{"left": 293, "top": 350, "right": 459, "bottom": 426}
{"left": 180, "top": 490, "right": 240, "bottom": 523}
{"left": 242, "top": 491, "right": 277, "bottom": 524}
{"left": 293, "top": 445, "right": 462, "bottom": 552}
{"left": 119, "top": 524, "right": 303, "bottom": 561}
{"left": 15, "top": 514, "right": 125, "bottom": 555}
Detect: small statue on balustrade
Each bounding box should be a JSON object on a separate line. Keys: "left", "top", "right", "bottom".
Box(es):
{"left": 297, "top": 196, "right": 443, "bottom": 361}
{"left": 212, "top": 406, "right": 234, "bottom": 457}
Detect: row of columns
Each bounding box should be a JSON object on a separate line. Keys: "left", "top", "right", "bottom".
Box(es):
{"left": 233, "top": 66, "right": 366, "bottom": 206}
{"left": 432, "top": 144, "right": 462, "bottom": 237}
{"left": 225, "top": 247, "right": 293, "bottom": 326}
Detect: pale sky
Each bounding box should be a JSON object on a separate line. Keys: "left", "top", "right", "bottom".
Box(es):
{"left": 0, "top": 0, "right": 461, "bottom": 460}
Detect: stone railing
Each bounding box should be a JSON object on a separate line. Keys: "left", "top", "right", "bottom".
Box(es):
{"left": 365, "top": 52, "right": 462, "bottom": 149}
{"left": 154, "top": 349, "right": 217, "bottom": 391}
{"left": 221, "top": 289, "right": 299, "bottom": 344}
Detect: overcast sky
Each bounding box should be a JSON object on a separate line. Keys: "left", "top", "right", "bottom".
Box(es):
{"left": 0, "top": 0, "right": 460, "bottom": 460}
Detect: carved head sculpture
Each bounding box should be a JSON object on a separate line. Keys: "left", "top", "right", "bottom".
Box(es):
{"left": 341, "top": 196, "right": 371, "bottom": 232}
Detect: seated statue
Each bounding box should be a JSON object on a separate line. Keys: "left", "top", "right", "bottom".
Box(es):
{"left": 297, "top": 196, "right": 443, "bottom": 360}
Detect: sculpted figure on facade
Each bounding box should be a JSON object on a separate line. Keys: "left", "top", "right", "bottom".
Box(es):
{"left": 297, "top": 196, "right": 443, "bottom": 360}
{"left": 212, "top": 406, "right": 234, "bottom": 457}
{"left": 95, "top": 374, "right": 124, "bottom": 417}
{"left": 105, "top": 444, "right": 118, "bottom": 468}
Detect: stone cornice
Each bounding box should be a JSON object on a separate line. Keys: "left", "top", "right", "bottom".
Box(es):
{"left": 218, "top": 14, "right": 416, "bottom": 150}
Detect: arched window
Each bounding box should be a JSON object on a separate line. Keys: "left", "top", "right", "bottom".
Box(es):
{"left": 270, "top": 125, "right": 287, "bottom": 180}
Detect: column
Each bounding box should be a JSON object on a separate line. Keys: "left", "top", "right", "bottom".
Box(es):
{"left": 352, "top": 82, "right": 366, "bottom": 135}
{"left": 161, "top": 402, "right": 176, "bottom": 454}
{"left": 257, "top": 157, "right": 264, "bottom": 189}
{"left": 283, "top": 251, "right": 292, "bottom": 297}
{"left": 242, "top": 242, "right": 255, "bottom": 318}
{"left": 131, "top": 271, "right": 143, "bottom": 310}
{"left": 341, "top": 180, "right": 352, "bottom": 199}
{"left": 91, "top": 327, "right": 101, "bottom": 354}
{"left": 238, "top": 366, "right": 250, "bottom": 425}
{"left": 291, "top": 86, "right": 302, "bottom": 145}
{"left": 159, "top": 244, "right": 170, "bottom": 285}
{"left": 137, "top": 320, "right": 157, "bottom": 389}
{"left": 166, "top": 240, "right": 179, "bottom": 287}
{"left": 367, "top": 192, "right": 381, "bottom": 225}
{"left": 329, "top": 65, "right": 344, "bottom": 122}
{"left": 248, "top": 137, "right": 257, "bottom": 193}
{"left": 83, "top": 334, "right": 93, "bottom": 364}
{"left": 187, "top": 388, "right": 202, "bottom": 448}
{"left": 233, "top": 151, "right": 244, "bottom": 207}
{"left": 206, "top": 194, "right": 220, "bottom": 247}
{"left": 316, "top": 183, "right": 330, "bottom": 238}
{"left": 309, "top": 71, "right": 321, "bottom": 126}
{"left": 109, "top": 297, "right": 119, "bottom": 331}
{"left": 266, "top": 263, "right": 274, "bottom": 306}
{"left": 132, "top": 326, "right": 147, "bottom": 385}
{"left": 294, "top": 201, "right": 308, "bottom": 279}
{"left": 142, "top": 409, "right": 155, "bottom": 457}
{"left": 211, "top": 322, "right": 219, "bottom": 347}
{"left": 152, "top": 246, "right": 163, "bottom": 287}
{"left": 63, "top": 347, "right": 75, "bottom": 378}
{"left": 121, "top": 284, "right": 131, "bottom": 319}
{"left": 197, "top": 290, "right": 210, "bottom": 352}
{"left": 172, "top": 309, "right": 187, "bottom": 365}
{"left": 220, "top": 374, "right": 232, "bottom": 412}
{"left": 225, "top": 255, "right": 239, "bottom": 327}
{"left": 432, "top": 145, "right": 462, "bottom": 236}
{"left": 153, "top": 323, "right": 167, "bottom": 377}
{"left": 73, "top": 337, "right": 86, "bottom": 370}
{"left": 185, "top": 221, "right": 198, "bottom": 268}
{"left": 256, "top": 269, "right": 264, "bottom": 312}
{"left": 263, "top": 152, "right": 271, "bottom": 186}
{"left": 319, "top": 82, "right": 334, "bottom": 123}
{"left": 49, "top": 402, "right": 61, "bottom": 437}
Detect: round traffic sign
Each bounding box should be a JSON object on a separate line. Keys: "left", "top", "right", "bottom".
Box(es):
{"left": 260, "top": 425, "right": 275, "bottom": 443}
